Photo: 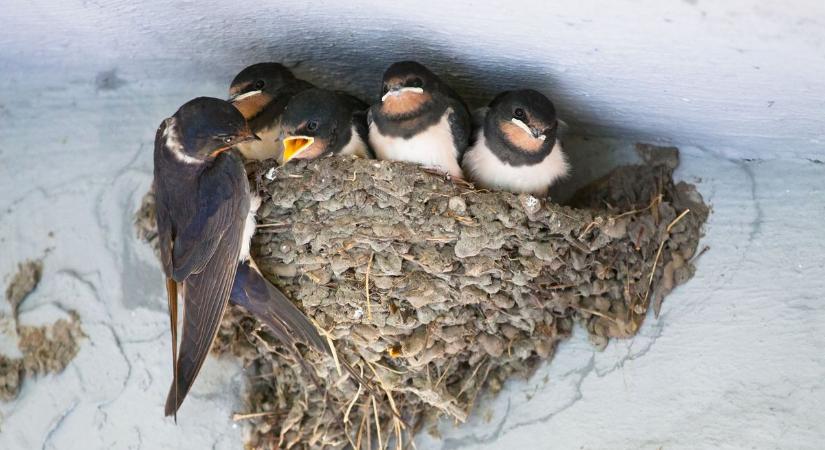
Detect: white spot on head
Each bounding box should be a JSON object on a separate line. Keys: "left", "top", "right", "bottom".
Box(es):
{"left": 265, "top": 167, "right": 277, "bottom": 180}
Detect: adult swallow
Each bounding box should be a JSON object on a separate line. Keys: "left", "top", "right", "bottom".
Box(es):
{"left": 368, "top": 61, "right": 470, "bottom": 178}
{"left": 228, "top": 62, "right": 313, "bottom": 161}
{"left": 280, "top": 88, "right": 372, "bottom": 163}
{"left": 462, "top": 90, "right": 568, "bottom": 196}
{"left": 154, "top": 98, "right": 362, "bottom": 417}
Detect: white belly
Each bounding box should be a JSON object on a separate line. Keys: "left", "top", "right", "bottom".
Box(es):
{"left": 239, "top": 194, "right": 261, "bottom": 262}
{"left": 237, "top": 122, "right": 282, "bottom": 161}
{"left": 339, "top": 125, "right": 370, "bottom": 158}
{"left": 462, "top": 132, "right": 569, "bottom": 196}
{"left": 369, "top": 111, "right": 463, "bottom": 178}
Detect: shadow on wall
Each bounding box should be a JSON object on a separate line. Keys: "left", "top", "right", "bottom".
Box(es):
{"left": 187, "top": 21, "right": 672, "bottom": 200}
{"left": 212, "top": 21, "right": 623, "bottom": 139}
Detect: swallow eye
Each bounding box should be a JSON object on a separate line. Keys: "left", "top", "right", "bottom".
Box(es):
{"left": 409, "top": 77, "right": 423, "bottom": 88}
{"left": 223, "top": 136, "right": 234, "bottom": 144}
{"left": 514, "top": 108, "right": 525, "bottom": 119}
{"left": 306, "top": 121, "right": 318, "bottom": 131}
{"left": 254, "top": 80, "right": 265, "bottom": 90}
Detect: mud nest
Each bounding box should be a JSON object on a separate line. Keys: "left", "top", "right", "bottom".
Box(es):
{"left": 136, "top": 144, "right": 707, "bottom": 449}
{"left": 1, "top": 260, "right": 85, "bottom": 402}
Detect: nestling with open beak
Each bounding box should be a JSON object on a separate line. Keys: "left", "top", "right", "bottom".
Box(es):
{"left": 368, "top": 61, "right": 471, "bottom": 179}
{"left": 228, "top": 62, "right": 313, "bottom": 161}
{"left": 154, "top": 97, "right": 331, "bottom": 417}
{"left": 280, "top": 88, "right": 372, "bottom": 163}
{"left": 462, "top": 90, "right": 569, "bottom": 196}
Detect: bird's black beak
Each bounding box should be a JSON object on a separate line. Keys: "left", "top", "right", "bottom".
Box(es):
{"left": 208, "top": 133, "right": 259, "bottom": 158}
{"left": 511, "top": 118, "right": 548, "bottom": 141}
{"left": 382, "top": 84, "right": 400, "bottom": 101}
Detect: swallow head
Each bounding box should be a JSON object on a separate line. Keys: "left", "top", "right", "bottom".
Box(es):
{"left": 378, "top": 61, "right": 440, "bottom": 120}
{"left": 487, "top": 89, "right": 558, "bottom": 156}
{"left": 280, "top": 89, "right": 349, "bottom": 163}
{"left": 174, "top": 97, "right": 259, "bottom": 161}
{"left": 228, "top": 63, "right": 297, "bottom": 120}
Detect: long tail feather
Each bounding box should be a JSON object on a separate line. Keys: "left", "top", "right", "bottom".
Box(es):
{"left": 164, "top": 245, "right": 238, "bottom": 416}
{"left": 230, "top": 260, "right": 381, "bottom": 395}
{"left": 165, "top": 277, "right": 179, "bottom": 421}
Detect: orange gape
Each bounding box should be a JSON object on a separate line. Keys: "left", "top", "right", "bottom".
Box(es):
{"left": 382, "top": 91, "right": 432, "bottom": 117}
{"left": 233, "top": 92, "right": 273, "bottom": 121}
{"left": 499, "top": 120, "right": 544, "bottom": 153}
{"left": 288, "top": 137, "right": 328, "bottom": 161}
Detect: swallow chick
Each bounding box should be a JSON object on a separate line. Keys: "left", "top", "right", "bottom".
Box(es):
{"left": 228, "top": 62, "right": 313, "bottom": 161}
{"left": 280, "top": 88, "right": 372, "bottom": 163}
{"left": 155, "top": 98, "right": 361, "bottom": 417}
{"left": 462, "top": 90, "right": 568, "bottom": 196}
{"left": 368, "top": 61, "right": 470, "bottom": 178}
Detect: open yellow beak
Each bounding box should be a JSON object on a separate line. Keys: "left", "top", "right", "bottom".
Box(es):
{"left": 282, "top": 136, "right": 314, "bottom": 162}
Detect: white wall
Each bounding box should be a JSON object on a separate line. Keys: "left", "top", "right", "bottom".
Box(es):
{"left": 1, "top": 2, "right": 824, "bottom": 449}
{"left": 2, "top": 0, "right": 824, "bottom": 159}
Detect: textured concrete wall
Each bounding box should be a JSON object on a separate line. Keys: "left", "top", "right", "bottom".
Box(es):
{"left": 3, "top": 0, "right": 824, "bottom": 158}
{"left": 1, "top": 1, "right": 824, "bottom": 449}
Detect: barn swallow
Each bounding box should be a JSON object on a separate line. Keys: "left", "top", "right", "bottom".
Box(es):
{"left": 280, "top": 88, "right": 372, "bottom": 163}
{"left": 228, "top": 62, "right": 313, "bottom": 161}
{"left": 155, "top": 96, "right": 334, "bottom": 418}
{"left": 462, "top": 90, "right": 568, "bottom": 196}
{"left": 154, "top": 97, "right": 258, "bottom": 416}
{"left": 368, "top": 61, "right": 471, "bottom": 178}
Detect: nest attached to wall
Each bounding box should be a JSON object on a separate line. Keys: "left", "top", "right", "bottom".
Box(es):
{"left": 135, "top": 144, "right": 707, "bottom": 449}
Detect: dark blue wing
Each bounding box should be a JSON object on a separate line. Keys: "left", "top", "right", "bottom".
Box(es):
{"left": 170, "top": 152, "right": 247, "bottom": 281}
{"left": 164, "top": 151, "right": 249, "bottom": 416}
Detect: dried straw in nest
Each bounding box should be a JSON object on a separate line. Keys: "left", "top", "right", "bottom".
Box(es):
{"left": 135, "top": 144, "right": 707, "bottom": 449}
